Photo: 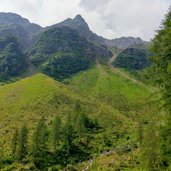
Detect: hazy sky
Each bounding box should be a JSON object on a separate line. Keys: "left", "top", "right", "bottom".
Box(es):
{"left": 0, "top": 0, "right": 170, "bottom": 41}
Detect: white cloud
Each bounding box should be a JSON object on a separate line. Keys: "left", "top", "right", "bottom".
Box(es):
{"left": 80, "top": 0, "right": 170, "bottom": 40}
{"left": 0, "top": 0, "right": 170, "bottom": 40}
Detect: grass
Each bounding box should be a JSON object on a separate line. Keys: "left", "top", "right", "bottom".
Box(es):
{"left": 0, "top": 64, "right": 153, "bottom": 170}
{"left": 0, "top": 73, "right": 129, "bottom": 154}
{"left": 68, "top": 65, "right": 149, "bottom": 100}
{"left": 66, "top": 64, "right": 153, "bottom": 170}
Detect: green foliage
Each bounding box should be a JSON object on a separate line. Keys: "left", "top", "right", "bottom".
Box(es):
{"left": 1, "top": 106, "right": 101, "bottom": 170}
{"left": 150, "top": 8, "right": 171, "bottom": 170}
{"left": 11, "top": 129, "right": 18, "bottom": 160}
{"left": 28, "top": 26, "right": 111, "bottom": 80}
{"left": 151, "top": 8, "right": 171, "bottom": 111}
{"left": 140, "top": 123, "right": 161, "bottom": 171}
{"left": 52, "top": 116, "right": 61, "bottom": 151}
{"left": 32, "top": 119, "right": 48, "bottom": 169}
{"left": 43, "top": 53, "right": 91, "bottom": 80}
{"left": 0, "top": 148, "right": 4, "bottom": 169}
{"left": 0, "top": 63, "right": 151, "bottom": 170}
{"left": 113, "top": 48, "right": 150, "bottom": 71}
{"left": 16, "top": 125, "right": 28, "bottom": 162}
{"left": 0, "top": 36, "right": 27, "bottom": 80}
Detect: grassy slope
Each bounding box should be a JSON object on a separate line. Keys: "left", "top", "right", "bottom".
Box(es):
{"left": 67, "top": 64, "right": 151, "bottom": 170}
{"left": 0, "top": 64, "right": 151, "bottom": 170}
{"left": 68, "top": 64, "right": 149, "bottom": 100}
{"left": 0, "top": 73, "right": 128, "bottom": 155}
{"left": 0, "top": 74, "right": 86, "bottom": 153}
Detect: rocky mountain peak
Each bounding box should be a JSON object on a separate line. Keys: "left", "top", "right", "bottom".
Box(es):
{"left": 74, "top": 14, "right": 85, "bottom": 22}
{"left": 55, "top": 14, "right": 92, "bottom": 38}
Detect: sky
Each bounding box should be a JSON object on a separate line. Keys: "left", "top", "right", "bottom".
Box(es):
{"left": 0, "top": 0, "right": 170, "bottom": 41}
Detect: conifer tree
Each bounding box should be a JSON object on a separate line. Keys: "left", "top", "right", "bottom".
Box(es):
{"left": 17, "top": 125, "right": 28, "bottom": 161}
{"left": 32, "top": 118, "right": 48, "bottom": 168}
{"left": 151, "top": 8, "right": 171, "bottom": 111}
{"left": 63, "top": 114, "right": 74, "bottom": 155}
{"left": 11, "top": 128, "right": 19, "bottom": 159}
{"left": 151, "top": 7, "right": 171, "bottom": 168}
{"left": 52, "top": 116, "right": 61, "bottom": 151}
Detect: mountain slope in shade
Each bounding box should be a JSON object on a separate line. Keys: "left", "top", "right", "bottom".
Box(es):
{"left": 56, "top": 14, "right": 147, "bottom": 49}
{"left": 28, "top": 26, "right": 112, "bottom": 80}
{"left": 113, "top": 48, "right": 151, "bottom": 70}
{"left": 0, "top": 12, "right": 42, "bottom": 51}
{"left": 0, "top": 36, "right": 27, "bottom": 80}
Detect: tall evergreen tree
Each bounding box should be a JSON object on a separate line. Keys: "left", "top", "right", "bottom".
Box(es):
{"left": 52, "top": 116, "right": 61, "bottom": 151}
{"left": 151, "top": 8, "right": 171, "bottom": 111}
{"left": 63, "top": 114, "right": 74, "bottom": 155}
{"left": 151, "top": 7, "right": 171, "bottom": 168}
{"left": 75, "top": 111, "right": 88, "bottom": 136}
{"left": 16, "top": 125, "right": 28, "bottom": 161}
{"left": 32, "top": 118, "right": 48, "bottom": 168}
{"left": 11, "top": 128, "right": 19, "bottom": 160}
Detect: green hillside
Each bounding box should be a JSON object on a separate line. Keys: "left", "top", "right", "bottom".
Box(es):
{"left": 0, "top": 63, "right": 152, "bottom": 170}
{"left": 112, "top": 48, "right": 150, "bottom": 71}
{"left": 0, "top": 37, "right": 27, "bottom": 80}
{"left": 66, "top": 64, "right": 155, "bottom": 170}
{"left": 68, "top": 64, "right": 149, "bottom": 100}
{"left": 0, "top": 74, "right": 81, "bottom": 152}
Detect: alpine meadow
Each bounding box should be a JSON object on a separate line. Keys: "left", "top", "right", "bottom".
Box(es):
{"left": 0, "top": 1, "right": 171, "bottom": 171}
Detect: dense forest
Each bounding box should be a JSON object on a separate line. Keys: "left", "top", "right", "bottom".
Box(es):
{"left": 3, "top": 103, "right": 100, "bottom": 170}
{"left": 113, "top": 48, "right": 150, "bottom": 70}
{"left": 0, "top": 37, "right": 27, "bottom": 80}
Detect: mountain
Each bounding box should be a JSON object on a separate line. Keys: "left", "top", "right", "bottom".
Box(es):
{"left": 0, "top": 64, "right": 150, "bottom": 170}
{"left": 0, "top": 13, "right": 113, "bottom": 81}
{"left": 56, "top": 14, "right": 147, "bottom": 49}
{"left": 105, "top": 37, "right": 146, "bottom": 49}
{"left": 113, "top": 47, "right": 150, "bottom": 70}
{"left": 0, "top": 12, "right": 147, "bottom": 52}
{"left": 28, "top": 26, "right": 112, "bottom": 80}
{"left": 0, "top": 12, "right": 148, "bottom": 81}
{"left": 0, "top": 36, "right": 27, "bottom": 80}
{"left": 0, "top": 12, "right": 42, "bottom": 51}
{"left": 56, "top": 14, "right": 92, "bottom": 38}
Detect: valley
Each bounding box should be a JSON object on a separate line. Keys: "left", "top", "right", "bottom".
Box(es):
{"left": 0, "top": 8, "right": 170, "bottom": 171}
